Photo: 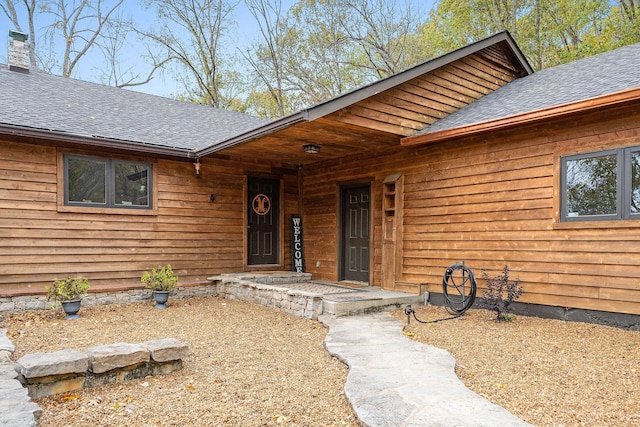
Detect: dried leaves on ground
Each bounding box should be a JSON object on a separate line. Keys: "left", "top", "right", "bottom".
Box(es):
{"left": 3, "top": 297, "right": 355, "bottom": 427}
{"left": 391, "top": 305, "right": 640, "bottom": 427}
{"left": 4, "top": 298, "right": 640, "bottom": 427}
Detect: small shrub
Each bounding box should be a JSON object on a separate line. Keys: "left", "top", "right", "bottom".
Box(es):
{"left": 46, "top": 277, "right": 90, "bottom": 302}
{"left": 141, "top": 264, "right": 178, "bottom": 292}
{"left": 481, "top": 265, "right": 523, "bottom": 321}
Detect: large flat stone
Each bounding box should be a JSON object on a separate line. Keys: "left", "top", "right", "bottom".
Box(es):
{"left": 0, "top": 350, "right": 18, "bottom": 381}
{"left": 0, "top": 378, "right": 25, "bottom": 391}
{"left": 0, "top": 411, "right": 39, "bottom": 427}
{"left": 0, "top": 378, "right": 42, "bottom": 425}
{"left": 0, "top": 329, "right": 14, "bottom": 353}
{"left": 143, "top": 338, "right": 188, "bottom": 362}
{"left": 88, "top": 342, "right": 149, "bottom": 374}
{"left": 16, "top": 350, "right": 88, "bottom": 378}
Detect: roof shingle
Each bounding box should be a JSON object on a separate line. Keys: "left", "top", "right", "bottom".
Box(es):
{"left": 0, "top": 64, "right": 270, "bottom": 152}
{"left": 419, "top": 42, "right": 640, "bottom": 135}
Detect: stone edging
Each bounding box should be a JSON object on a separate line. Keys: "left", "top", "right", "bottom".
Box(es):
{"left": 15, "top": 338, "right": 189, "bottom": 399}
{"left": 0, "top": 329, "right": 42, "bottom": 426}
{"left": 0, "top": 283, "right": 220, "bottom": 315}
{"left": 0, "top": 273, "right": 317, "bottom": 319}
{"left": 210, "top": 273, "right": 323, "bottom": 320}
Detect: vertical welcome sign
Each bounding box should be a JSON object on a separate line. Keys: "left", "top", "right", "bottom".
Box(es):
{"left": 290, "top": 215, "right": 305, "bottom": 272}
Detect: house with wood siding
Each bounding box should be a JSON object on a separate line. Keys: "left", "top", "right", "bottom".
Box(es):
{"left": 1, "top": 32, "right": 640, "bottom": 320}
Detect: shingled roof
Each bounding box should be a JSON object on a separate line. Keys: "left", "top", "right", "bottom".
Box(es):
{"left": 0, "top": 64, "right": 269, "bottom": 155}
{"left": 415, "top": 42, "right": 640, "bottom": 136}
{"left": 4, "top": 35, "right": 636, "bottom": 162}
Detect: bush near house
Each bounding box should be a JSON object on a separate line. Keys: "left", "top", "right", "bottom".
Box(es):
{"left": 481, "top": 266, "right": 523, "bottom": 321}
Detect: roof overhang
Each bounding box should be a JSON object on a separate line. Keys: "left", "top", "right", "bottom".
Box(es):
{"left": 401, "top": 87, "right": 640, "bottom": 147}
{"left": 0, "top": 32, "right": 533, "bottom": 167}
{"left": 195, "top": 31, "right": 533, "bottom": 166}
{"left": 0, "top": 123, "right": 194, "bottom": 159}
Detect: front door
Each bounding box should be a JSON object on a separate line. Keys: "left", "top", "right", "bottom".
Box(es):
{"left": 247, "top": 177, "right": 280, "bottom": 265}
{"left": 340, "top": 185, "right": 370, "bottom": 282}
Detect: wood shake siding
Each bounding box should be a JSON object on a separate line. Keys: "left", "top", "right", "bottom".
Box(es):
{"left": 0, "top": 140, "right": 298, "bottom": 295}
{"left": 302, "top": 103, "right": 640, "bottom": 315}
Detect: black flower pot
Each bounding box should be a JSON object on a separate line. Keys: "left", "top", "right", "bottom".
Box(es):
{"left": 61, "top": 299, "right": 82, "bottom": 320}
{"left": 153, "top": 291, "right": 170, "bottom": 309}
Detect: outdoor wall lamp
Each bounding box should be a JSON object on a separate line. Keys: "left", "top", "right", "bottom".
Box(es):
{"left": 303, "top": 144, "right": 321, "bottom": 154}
{"left": 194, "top": 159, "right": 201, "bottom": 175}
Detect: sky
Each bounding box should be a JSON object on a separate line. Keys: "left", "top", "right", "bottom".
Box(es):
{"left": 1, "top": 0, "right": 436, "bottom": 98}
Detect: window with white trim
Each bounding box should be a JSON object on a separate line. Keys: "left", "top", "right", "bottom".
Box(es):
{"left": 561, "top": 146, "right": 640, "bottom": 221}
{"left": 64, "top": 154, "right": 152, "bottom": 209}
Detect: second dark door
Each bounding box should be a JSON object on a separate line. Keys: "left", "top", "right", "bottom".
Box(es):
{"left": 340, "top": 185, "right": 370, "bottom": 282}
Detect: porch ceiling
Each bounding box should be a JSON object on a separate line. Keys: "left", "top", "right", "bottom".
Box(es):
{"left": 204, "top": 37, "right": 530, "bottom": 167}
{"left": 213, "top": 118, "right": 400, "bottom": 166}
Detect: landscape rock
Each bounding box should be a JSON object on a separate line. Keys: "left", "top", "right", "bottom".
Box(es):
{"left": 0, "top": 329, "right": 14, "bottom": 353}
{"left": 88, "top": 342, "right": 149, "bottom": 374}
{"left": 17, "top": 350, "right": 88, "bottom": 378}
{"left": 143, "top": 338, "right": 188, "bottom": 362}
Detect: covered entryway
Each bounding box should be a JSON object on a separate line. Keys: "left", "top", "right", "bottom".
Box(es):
{"left": 340, "top": 185, "right": 370, "bottom": 282}
{"left": 247, "top": 177, "right": 280, "bottom": 265}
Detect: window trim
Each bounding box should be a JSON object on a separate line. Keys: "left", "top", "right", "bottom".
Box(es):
{"left": 560, "top": 146, "right": 640, "bottom": 222}
{"left": 57, "top": 151, "right": 158, "bottom": 215}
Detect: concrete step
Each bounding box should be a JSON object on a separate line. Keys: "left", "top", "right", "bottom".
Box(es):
{"left": 322, "top": 288, "right": 426, "bottom": 317}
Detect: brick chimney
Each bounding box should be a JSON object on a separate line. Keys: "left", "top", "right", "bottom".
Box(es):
{"left": 8, "top": 30, "right": 30, "bottom": 73}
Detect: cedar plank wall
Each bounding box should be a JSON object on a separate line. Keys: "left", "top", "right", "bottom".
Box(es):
{"left": 302, "top": 103, "right": 640, "bottom": 316}
{"left": 0, "top": 140, "right": 298, "bottom": 295}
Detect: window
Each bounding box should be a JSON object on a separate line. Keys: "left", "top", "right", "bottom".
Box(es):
{"left": 64, "top": 154, "right": 152, "bottom": 209}
{"left": 561, "top": 146, "right": 640, "bottom": 221}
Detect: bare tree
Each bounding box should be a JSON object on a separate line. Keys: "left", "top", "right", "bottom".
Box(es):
{"left": 1, "top": 0, "right": 38, "bottom": 68}
{"left": 41, "top": 0, "right": 125, "bottom": 77}
{"left": 95, "top": 10, "right": 170, "bottom": 88}
{"left": 284, "top": 0, "right": 366, "bottom": 105}
{"left": 242, "top": 0, "right": 288, "bottom": 116}
{"left": 139, "top": 0, "right": 238, "bottom": 108}
{"left": 338, "top": 0, "right": 422, "bottom": 78}
{"left": 242, "top": 0, "right": 428, "bottom": 115}
{"left": 619, "top": 0, "right": 638, "bottom": 20}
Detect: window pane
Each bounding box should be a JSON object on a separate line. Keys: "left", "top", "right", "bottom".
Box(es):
{"left": 631, "top": 152, "right": 640, "bottom": 214}
{"left": 114, "top": 162, "right": 150, "bottom": 207}
{"left": 67, "top": 157, "right": 106, "bottom": 204}
{"left": 565, "top": 154, "right": 617, "bottom": 217}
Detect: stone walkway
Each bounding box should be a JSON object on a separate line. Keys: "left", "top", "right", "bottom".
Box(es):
{"left": 322, "top": 312, "right": 533, "bottom": 427}
{"left": 0, "top": 329, "right": 41, "bottom": 426}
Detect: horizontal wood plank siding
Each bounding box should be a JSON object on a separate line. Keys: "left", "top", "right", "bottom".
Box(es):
{"left": 0, "top": 141, "right": 298, "bottom": 295}
{"left": 302, "top": 103, "right": 640, "bottom": 315}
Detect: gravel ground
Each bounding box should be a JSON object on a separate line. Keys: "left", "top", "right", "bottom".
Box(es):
{"left": 390, "top": 305, "right": 640, "bottom": 427}
{"left": 3, "top": 297, "right": 640, "bottom": 427}
{"left": 3, "top": 297, "right": 355, "bottom": 427}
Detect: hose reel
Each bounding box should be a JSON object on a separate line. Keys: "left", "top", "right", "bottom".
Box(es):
{"left": 404, "top": 262, "right": 477, "bottom": 324}
{"left": 442, "top": 261, "right": 477, "bottom": 315}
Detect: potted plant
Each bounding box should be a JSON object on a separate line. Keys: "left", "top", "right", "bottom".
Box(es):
{"left": 45, "top": 277, "right": 90, "bottom": 319}
{"left": 141, "top": 264, "right": 178, "bottom": 309}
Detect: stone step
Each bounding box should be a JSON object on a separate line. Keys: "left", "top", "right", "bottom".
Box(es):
{"left": 322, "top": 290, "right": 426, "bottom": 317}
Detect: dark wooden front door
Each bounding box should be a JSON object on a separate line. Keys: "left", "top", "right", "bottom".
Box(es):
{"left": 248, "top": 177, "right": 280, "bottom": 265}
{"left": 340, "top": 185, "right": 370, "bottom": 282}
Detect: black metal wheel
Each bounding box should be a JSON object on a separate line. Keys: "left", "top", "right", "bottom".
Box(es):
{"left": 442, "top": 263, "right": 477, "bottom": 315}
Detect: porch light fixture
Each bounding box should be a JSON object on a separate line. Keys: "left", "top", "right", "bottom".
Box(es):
{"left": 194, "top": 159, "right": 201, "bottom": 175}
{"left": 303, "top": 144, "right": 321, "bottom": 154}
